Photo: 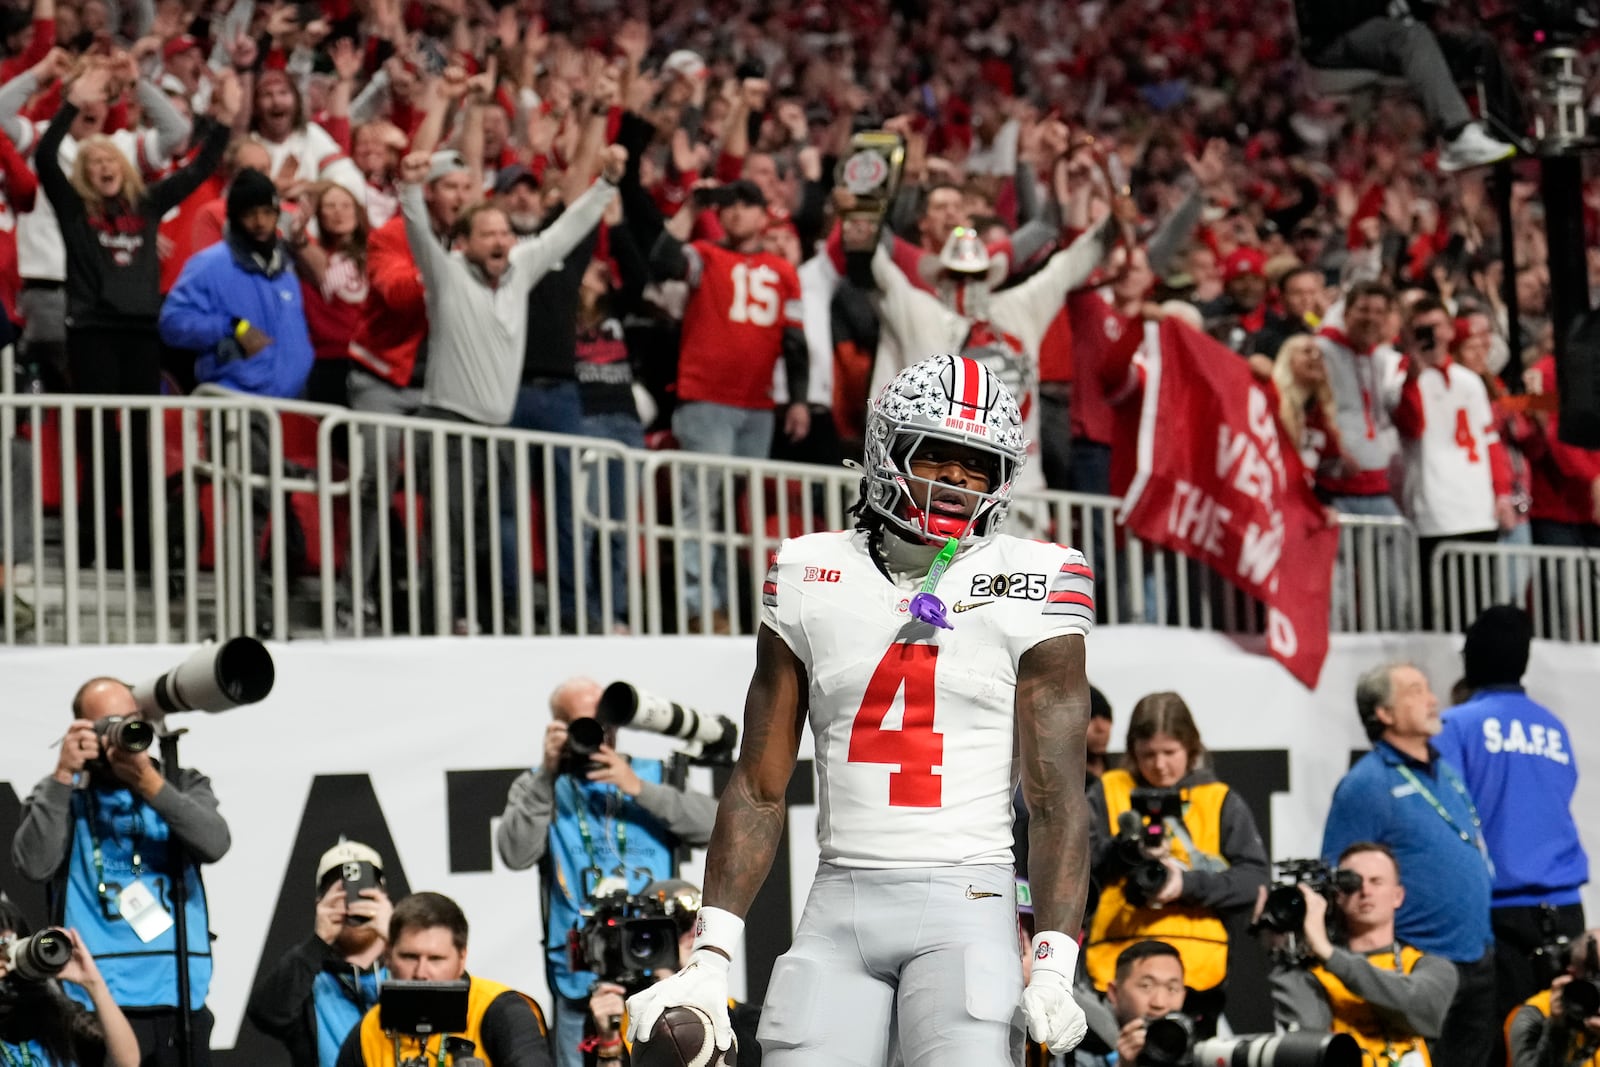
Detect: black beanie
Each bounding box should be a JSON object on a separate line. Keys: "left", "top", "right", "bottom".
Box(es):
{"left": 1462, "top": 605, "right": 1533, "bottom": 688}
{"left": 226, "top": 169, "right": 279, "bottom": 226}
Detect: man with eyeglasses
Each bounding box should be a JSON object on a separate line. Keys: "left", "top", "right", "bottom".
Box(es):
{"left": 9, "top": 676, "right": 231, "bottom": 1067}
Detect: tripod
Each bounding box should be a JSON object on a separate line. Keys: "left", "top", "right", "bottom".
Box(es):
{"left": 157, "top": 725, "right": 198, "bottom": 1067}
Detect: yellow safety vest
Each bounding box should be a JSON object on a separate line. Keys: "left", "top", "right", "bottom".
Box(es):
{"left": 1086, "top": 768, "right": 1231, "bottom": 991}
{"left": 356, "top": 975, "right": 545, "bottom": 1066}
{"left": 1506, "top": 990, "right": 1600, "bottom": 1067}
{"left": 1310, "top": 943, "right": 1432, "bottom": 1066}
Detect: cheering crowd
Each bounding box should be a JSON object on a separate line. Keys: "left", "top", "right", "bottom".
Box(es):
{"left": 0, "top": 0, "right": 1593, "bottom": 636}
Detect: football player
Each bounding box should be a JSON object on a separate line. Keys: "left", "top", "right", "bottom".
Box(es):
{"left": 627, "top": 353, "right": 1096, "bottom": 1064}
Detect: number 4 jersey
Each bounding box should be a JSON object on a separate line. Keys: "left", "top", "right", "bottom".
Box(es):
{"left": 677, "top": 241, "right": 802, "bottom": 410}
{"left": 762, "top": 529, "right": 1094, "bottom": 869}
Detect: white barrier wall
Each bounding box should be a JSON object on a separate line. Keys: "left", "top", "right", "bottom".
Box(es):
{"left": 2, "top": 629, "right": 1596, "bottom": 1061}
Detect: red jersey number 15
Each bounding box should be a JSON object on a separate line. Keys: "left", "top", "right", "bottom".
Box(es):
{"left": 729, "top": 262, "right": 781, "bottom": 327}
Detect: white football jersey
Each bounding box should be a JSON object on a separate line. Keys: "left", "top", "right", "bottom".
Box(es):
{"left": 761, "top": 530, "right": 1095, "bottom": 869}
{"left": 1402, "top": 361, "right": 1498, "bottom": 537}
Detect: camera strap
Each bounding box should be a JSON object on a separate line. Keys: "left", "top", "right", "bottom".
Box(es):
{"left": 1394, "top": 763, "right": 1493, "bottom": 875}
{"left": 83, "top": 790, "right": 146, "bottom": 901}
{"left": 0, "top": 1041, "right": 40, "bottom": 1067}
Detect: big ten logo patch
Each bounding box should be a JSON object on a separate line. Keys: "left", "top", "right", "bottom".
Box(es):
{"left": 803, "top": 567, "right": 841, "bottom": 583}
{"left": 969, "top": 572, "right": 1047, "bottom": 600}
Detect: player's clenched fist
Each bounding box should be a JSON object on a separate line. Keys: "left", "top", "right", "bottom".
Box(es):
{"left": 1022, "top": 931, "right": 1089, "bottom": 1053}
{"left": 625, "top": 906, "right": 743, "bottom": 1050}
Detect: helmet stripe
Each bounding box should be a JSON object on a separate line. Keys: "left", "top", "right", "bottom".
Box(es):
{"left": 955, "top": 355, "right": 983, "bottom": 419}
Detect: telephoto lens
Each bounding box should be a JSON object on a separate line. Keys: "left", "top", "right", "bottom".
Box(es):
{"left": 93, "top": 715, "right": 155, "bottom": 754}
{"left": 559, "top": 718, "right": 607, "bottom": 777}
{"left": 6, "top": 928, "right": 73, "bottom": 981}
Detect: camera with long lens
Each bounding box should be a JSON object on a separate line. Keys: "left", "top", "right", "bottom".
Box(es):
{"left": 132, "top": 637, "right": 275, "bottom": 721}
{"left": 1115, "top": 787, "right": 1183, "bottom": 907}
{"left": 1190, "top": 1032, "right": 1361, "bottom": 1067}
{"left": 597, "top": 682, "right": 738, "bottom": 763}
{"left": 1253, "top": 859, "right": 1361, "bottom": 962}
{"left": 1135, "top": 1013, "right": 1194, "bottom": 1066}
{"left": 1537, "top": 928, "right": 1600, "bottom": 1019}
{"left": 570, "top": 886, "right": 680, "bottom": 994}
{"left": 93, "top": 715, "right": 154, "bottom": 754}
{"left": 4, "top": 928, "right": 73, "bottom": 982}
{"left": 558, "top": 718, "right": 607, "bottom": 777}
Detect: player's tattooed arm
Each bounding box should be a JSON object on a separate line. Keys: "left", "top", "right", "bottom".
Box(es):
{"left": 1017, "top": 633, "right": 1093, "bottom": 936}
{"left": 702, "top": 625, "right": 810, "bottom": 924}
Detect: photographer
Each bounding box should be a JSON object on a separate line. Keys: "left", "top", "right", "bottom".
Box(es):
{"left": 246, "top": 841, "right": 395, "bottom": 1067}
{"left": 1085, "top": 693, "right": 1269, "bottom": 1037}
{"left": 1073, "top": 940, "right": 1188, "bottom": 1067}
{"left": 1269, "top": 843, "right": 1458, "bottom": 1065}
{"left": 9, "top": 678, "right": 231, "bottom": 1067}
{"left": 1507, "top": 929, "right": 1600, "bottom": 1067}
{"left": 495, "top": 677, "right": 718, "bottom": 1067}
{"left": 0, "top": 899, "right": 140, "bottom": 1067}
{"left": 334, "top": 892, "right": 550, "bottom": 1067}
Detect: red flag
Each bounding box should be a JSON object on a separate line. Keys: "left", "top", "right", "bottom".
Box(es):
{"left": 1118, "top": 320, "right": 1340, "bottom": 687}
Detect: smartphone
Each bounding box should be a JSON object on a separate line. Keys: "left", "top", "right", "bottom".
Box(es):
{"left": 341, "top": 860, "right": 379, "bottom": 923}
{"left": 1415, "top": 324, "right": 1437, "bottom": 350}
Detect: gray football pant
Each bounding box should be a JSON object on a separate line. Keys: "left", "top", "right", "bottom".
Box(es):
{"left": 758, "top": 862, "right": 1025, "bottom": 1066}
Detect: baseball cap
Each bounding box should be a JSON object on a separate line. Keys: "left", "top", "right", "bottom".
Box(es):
{"left": 494, "top": 164, "right": 538, "bottom": 197}
{"left": 316, "top": 840, "right": 384, "bottom": 887}
{"left": 662, "top": 49, "right": 706, "bottom": 81}
{"left": 1222, "top": 247, "right": 1267, "bottom": 284}
{"left": 163, "top": 34, "right": 201, "bottom": 61}
{"left": 426, "top": 149, "right": 469, "bottom": 184}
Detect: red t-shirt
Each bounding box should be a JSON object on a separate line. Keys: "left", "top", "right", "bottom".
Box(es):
{"left": 1067, "top": 289, "right": 1142, "bottom": 445}
{"left": 676, "top": 242, "right": 801, "bottom": 410}
{"left": 301, "top": 251, "right": 369, "bottom": 362}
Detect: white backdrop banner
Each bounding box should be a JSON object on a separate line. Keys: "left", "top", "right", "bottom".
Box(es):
{"left": 0, "top": 629, "right": 1595, "bottom": 1064}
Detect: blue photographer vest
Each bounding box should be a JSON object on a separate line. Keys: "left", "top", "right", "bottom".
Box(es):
{"left": 545, "top": 759, "right": 674, "bottom": 1000}
{"left": 312, "top": 966, "right": 385, "bottom": 1067}
{"left": 0, "top": 1039, "right": 62, "bottom": 1067}
{"left": 61, "top": 786, "right": 212, "bottom": 1010}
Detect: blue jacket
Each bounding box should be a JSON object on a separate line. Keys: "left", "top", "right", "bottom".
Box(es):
{"left": 1321, "top": 741, "right": 1494, "bottom": 963}
{"left": 1436, "top": 686, "right": 1589, "bottom": 906}
{"left": 159, "top": 235, "right": 314, "bottom": 399}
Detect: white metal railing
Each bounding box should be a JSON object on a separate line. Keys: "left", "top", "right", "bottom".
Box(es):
{"left": 5, "top": 391, "right": 1595, "bottom": 645}
{"left": 1433, "top": 539, "right": 1600, "bottom": 640}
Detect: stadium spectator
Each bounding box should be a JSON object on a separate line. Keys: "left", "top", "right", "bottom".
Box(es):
{"left": 249, "top": 68, "right": 363, "bottom": 202}
{"left": 1249, "top": 264, "right": 1328, "bottom": 371}
{"left": 1269, "top": 842, "right": 1458, "bottom": 1064}
{"left": 495, "top": 676, "right": 717, "bottom": 1067}
{"left": 11, "top": 677, "right": 231, "bottom": 1067}
{"left": 289, "top": 181, "right": 371, "bottom": 407}
{"left": 1395, "top": 297, "right": 1509, "bottom": 624}
{"left": 1272, "top": 333, "right": 1346, "bottom": 492}
{"left": 159, "top": 168, "right": 314, "bottom": 400}
{"left": 1323, "top": 662, "right": 1497, "bottom": 1067}
{"left": 1520, "top": 354, "right": 1600, "bottom": 550}
{"left": 1436, "top": 606, "right": 1590, "bottom": 1031}
{"left": 333, "top": 891, "right": 551, "bottom": 1067}
{"left": 1086, "top": 692, "right": 1270, "bottom": 1037}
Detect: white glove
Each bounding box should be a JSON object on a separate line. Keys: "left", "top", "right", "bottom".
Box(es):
{"left": 1022, "top": 931, "right": 1088, "bottom": 1054}
{"left": 624, "top": 906, "right": 744, "bottom": 1051}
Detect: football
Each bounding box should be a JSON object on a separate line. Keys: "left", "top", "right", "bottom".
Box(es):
{"left": 630, "top": 1005, "right": 736, "bottom": 1067}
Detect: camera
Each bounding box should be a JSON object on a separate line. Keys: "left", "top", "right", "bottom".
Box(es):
{"left": 558, "top": 717, "right": 607, "bottom": 777}
{"left": 1190, "top": 1032, "right": 1360, "bottom": 1067}
{"left": 1414, "top": 324, "right": 1436, "bottom": 351}
{"left": 93, "top": 715, "right": 154, "bottom": 754}
{"left": 1136, "top": 1013, "right": 1194, "bottom": 1066}
{"left": 1537, "top": 927, "right": 1600, "bottom": 1018}
{"left": 5, "top": 928, "right": 73, "bottom": 982}
{"left": 570, "top": 885, "right": 681, "bottom": 993}
{"left": 132, "top": 637, "right": 275, "bottom": 719}
{"left": 1115, "top": 787, "right": 1182, "bottom": 907}
{"left": 597, "top": 682, "right": 738, "bottom": 763}
{"left": 1255, "top": 859, "right": 1361, "bottom": 934}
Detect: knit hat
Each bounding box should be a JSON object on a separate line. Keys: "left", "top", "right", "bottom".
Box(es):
{"left": 1462, "top": 605, "right": 1533, "bottom": 688}
{"left": 227, "top": 168, "right": 279, "bottom": 223}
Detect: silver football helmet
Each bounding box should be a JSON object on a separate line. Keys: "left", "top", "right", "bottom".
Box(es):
{"left": 863, "top": 353, "right": 1026, "bottom": 545}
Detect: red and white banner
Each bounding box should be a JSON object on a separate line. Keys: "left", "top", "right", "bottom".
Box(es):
{"left": 1118, "top": 320, "right": 1340, "bottom": 687}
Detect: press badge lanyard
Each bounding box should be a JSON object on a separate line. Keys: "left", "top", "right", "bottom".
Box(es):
{"left": 85, "top": 790, "right": 147, "bottom": 907}
{"left": 0, "top": 1042, "right": 39, "bottom": 1067}
{"left": 561, "top": 777, "right": 627, "bottom": 899}
{"left": 1394, "top": 762, "right": 1493, "bottom": 874}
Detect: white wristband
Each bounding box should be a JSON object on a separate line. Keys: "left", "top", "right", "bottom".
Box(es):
{"left": 691, "top": 905, "right": 745, "bottom": 958}
{"left": 1029, "top": 930, "right": 1080, "bottom": 980}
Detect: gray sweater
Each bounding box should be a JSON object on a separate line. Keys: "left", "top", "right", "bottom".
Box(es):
{"left": 404, "top": 177, "right": 616, "bottom": 426}
{"left": 11, "top": 768, "right": 232, "bottom": 887}
{"left": 495, "top": 765, "right": 717, "bottom": 871}
{"left": 1271, "top": 944, "right": 1459, "bottom": 1041}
